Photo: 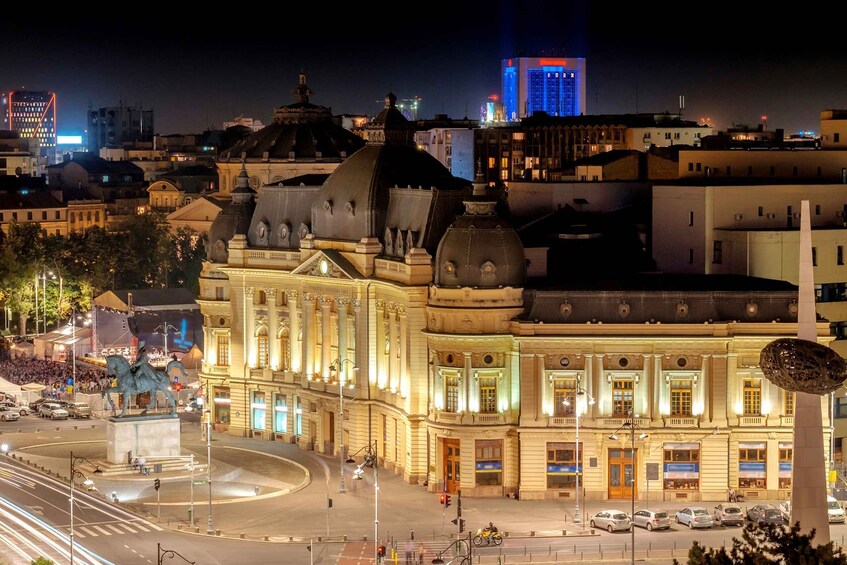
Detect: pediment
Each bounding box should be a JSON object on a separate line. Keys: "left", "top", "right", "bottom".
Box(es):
{"left": 290, "top": 250, "right": 361, "bottom": 280}
{"left": 166, "top": 198, "right": 224, "bottom": 222}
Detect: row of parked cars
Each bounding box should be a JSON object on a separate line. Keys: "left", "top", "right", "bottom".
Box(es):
{"left": 0, "top": 397, "right": 93, "bottom": 421}
{"left": 590, "top": 497, "right": 847, "bottom": 533}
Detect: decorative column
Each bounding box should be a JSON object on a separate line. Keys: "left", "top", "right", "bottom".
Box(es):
{"left": 584, "top": 354, "right": 594, "bottom": 419}
{"left": 302, "top": 293, "right": 316, "bottom": 378}
{"left": 464, "top": 352, "right": 473, "bottom": 413}
{"left": 336, "top": 298, "right": 350, "bottom": 375}
{"left": 375, "top": 299, "right": 387, "bottom": 389}
{"left": 654, "top": 354, "right": 664, "bottom": 421}
{"left": 537, "top": 354, "right": 547, "bottom": 416}
{"left": 267, "top": 289, "right": 279, "bottom": 370}
{"left": 698, "top": 355, "right": 709, "bottom": 419}
{"left": 244, "top": 287, "right": 255, "bottom": 369}
{"left": 319, "top": 296, "right": 333, "bottom": 381}
{"left": 203, "top": 315, "right": 212, "bottom": 366}
{"left": 353, "top": 298, "right": 372, "bottom": 386}
{"left": 398, "top": 306, "right": 408, "bottom": 398}
{"left": 286, "top": 290, "right": 300, "bottom": 373}
{"left": 643, "top": 354, "right": 653, "bottom": 420}
{"left": 388, "top": 304, "right": 399, "bottom": 392}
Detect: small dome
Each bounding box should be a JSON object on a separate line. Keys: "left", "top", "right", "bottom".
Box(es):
{"left": 435, "top": 200, "right": 526, "bottom": 288}
{"left": 206, "top": 163, "right": 256, "bottom": 263}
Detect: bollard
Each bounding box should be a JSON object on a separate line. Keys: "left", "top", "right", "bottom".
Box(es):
{"left": 215, "top": 529, "right": 221, "bottom": 536}
{"left": 343, "top": 535, "right": 347, "bottom": 541}
{"left": 264, "top": 536, "right": 269, "bottom": 541}
{"left": 240, "top": 533, "right": 246, "bottom": 539}
{"left": 530, "top": 530, "right": 535, "bottom": 536}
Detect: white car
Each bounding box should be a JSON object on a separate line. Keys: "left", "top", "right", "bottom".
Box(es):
{"left": 780, "top": 497, "right": 846, "bottom": 523}
{"left": 0, "top": 406, "right": 20, "bottom": 421}
{"left": 676, "top": 506, "right": 713, "bottom": 529}
{"left": 590, "top": 509, "right": 632, "bottom": 532}
{"left": 0, "top": 401, "right": 30, "bottom": 416}
{"left": 39, "top": 403, "right": 68, "bottom": 419}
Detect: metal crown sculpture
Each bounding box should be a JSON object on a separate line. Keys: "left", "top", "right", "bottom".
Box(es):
{"left": 760, "top": 338, "right": 847, "bottom": 395}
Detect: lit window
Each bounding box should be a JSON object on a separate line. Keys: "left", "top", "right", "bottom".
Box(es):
{"left": 743, "top": 379, "right": 761, "bottom": 415}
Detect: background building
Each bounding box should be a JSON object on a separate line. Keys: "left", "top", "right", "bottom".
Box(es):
{"left": 501, "top": 57, "right": 586, "bottom": 121}
{"left": 3, "top": 90, "right": 57, "bottom": 160}
{"left": 87, "top": 103, "right": 154, "bottom": 152}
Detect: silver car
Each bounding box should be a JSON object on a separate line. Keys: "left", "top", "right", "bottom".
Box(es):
{"left": 39, "top": 402, "right": 68, "bottom": 419}
{"left": 0, "top": 400, "right": 29, "bottom": 416}
{"left": 0, "top": 406, "right": 20, "bottom": 421}
{"left": 632, "top": 509, "right": 670, "bottom": 531}
{"left": 66, "top": 402, "right": 91, "bottom": 419}
{"left": 714, "top": 504, "right": 745, "bottom": 526}
{"left": 676, "top": 506, "right": 713, "bottom": 529}
{"left": 590, "top": 509, "right": 632, "bottom": 532}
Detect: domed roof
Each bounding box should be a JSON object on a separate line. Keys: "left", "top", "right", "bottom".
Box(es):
{"left": 206, "top": 164, "right": 256, "bottom": 263}
{"left": 435, "top": 200, "right": 526, "bottom": 288}
{"left": 220, "top": 73, "right": 364, "bottom": 162}
{"left": 312, "top": 144, "right": 468, "bottom": 241}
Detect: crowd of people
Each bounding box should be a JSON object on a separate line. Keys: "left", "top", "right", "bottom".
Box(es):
{"left": 0, "top": 357, "right": 107, "bottom": 399}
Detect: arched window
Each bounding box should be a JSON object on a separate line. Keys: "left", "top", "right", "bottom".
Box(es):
{"left": 256, "top": 326, "right": 269, "bottom": 369}
{"left": 279, "top": 328, "right": 290, "bottom": 371}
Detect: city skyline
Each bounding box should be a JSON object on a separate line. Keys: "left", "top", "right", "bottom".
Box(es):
{"left": 3, "top": 5, "right": 847, "bottom": 136}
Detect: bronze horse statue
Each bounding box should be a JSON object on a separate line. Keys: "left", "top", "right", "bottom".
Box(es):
{"left": 104, "top": 355, "right": 185, "bottom": 417}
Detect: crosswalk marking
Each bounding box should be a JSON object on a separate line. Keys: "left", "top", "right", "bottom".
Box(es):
{"left": 73, "top": 530, "right": 85, "bottom": 539}
{"left": 147, "top": 522, "right": 163, "bottom": 531}
{"left": 65, "top": 520, "right": 161, "bottom": 539}
{"left": 105, "top": 524, "right": 124, "bottom": 534}
{"left": 117, "top": 523, "right": 137, "bottom": 533}
{"left": 80, "top": 527, "right": 98, "bottom": 537}
{"left": 133, "top": 523, "right": 150, "bottom": 532}
{"left": 92, "top": 525, "right": 112, "bottom": 536}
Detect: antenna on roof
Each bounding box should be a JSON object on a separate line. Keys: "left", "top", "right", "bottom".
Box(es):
{"left": 679, "top": 95, "right": 685, "bottom": 119}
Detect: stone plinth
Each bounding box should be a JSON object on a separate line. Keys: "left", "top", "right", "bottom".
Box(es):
{"left": 106, "top": 415, "right": 181, "bottom": 464}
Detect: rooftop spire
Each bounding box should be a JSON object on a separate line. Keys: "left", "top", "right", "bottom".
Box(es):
{"left": 293, "top": 72, "right": 313, "bottom": 104}
{"left": 472, "top": 158, "right": 486, "bottom": 196}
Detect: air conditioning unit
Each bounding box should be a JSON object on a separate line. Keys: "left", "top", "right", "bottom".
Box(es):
{"left": 734, "top": 213, "right": 743, "bottom": 221}
{"left": 766, "top": 213, "right": 776, "bottom": 219}
{"left": 794, "top": 213, "right": 801, "bottom": 219}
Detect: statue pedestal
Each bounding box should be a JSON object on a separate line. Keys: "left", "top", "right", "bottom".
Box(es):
{"left": 106, "top": 415, "right": 181, "bottom": 464}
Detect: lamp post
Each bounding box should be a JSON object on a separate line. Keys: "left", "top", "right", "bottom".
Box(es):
{"left": 205, "top": 407, "right": 213, "bottom": 534}
{"left": 329, "top": 358, "right": 359, "bottom": 494}
{"left": 157, "top": 543, "right": 196, "bottom": 565}
{"left": 154, "top": 321, "right": 180, "bottom": 359}
{"left": 349, "top": 441, "right": 378, "bottom": 562}
{"left": 609, "top": 412, "right": 648, "bottom": 565}
{"left": 563, "top": 378, "right": 595, "bottom": 525}
{"left": 70, "top": 308, "right": 92, "bottom": 401}
{"left": 69, "top": 451, "right": 101, "bottom": 565}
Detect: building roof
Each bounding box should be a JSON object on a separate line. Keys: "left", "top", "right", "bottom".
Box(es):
{"left": 521, "top": 112, "right": 707, "bottom": 129}
{"left": 0, "top": 175, "right": 48, "bottom": 192}
{"left": 95, "top": 288, "right": 198, "bottom": 311}
{"left": 0, "top": 190, "right": 63, "bottom": 210}
{"left": 573, "top": 150, "right": 641, "bottom": 166}
{"left": 160, "top": 165, "right": 217, "bottom": 179}
{"left": 276, "top": 174, "right": 330, "bottom": 187}
{"left": 48, "top": 153, "right": 143, "bottom": 176}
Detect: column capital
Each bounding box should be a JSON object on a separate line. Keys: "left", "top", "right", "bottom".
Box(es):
{"left": 303, "top": 292, "right": 316, "bottom": 304}
{"left": 335, "top": 297, "right": 351, "bottom": 306}
{"left": 265, "top": 288, "right": 278, "bottom": 300}
{"left": 375, "top": 299, "right": 386, "bottom": 310}
{"left": 351, "top": 298, "right": 362, "bottom": 312}
{"left": 285, "top": 289, "right": 299, "bottom": 300}
{"left": 397, "top": 306, "right": 407, "bottom": 316}
{"left": 244, "top": 286, "right": 255, "bottom": 297}
{"left": 318, "top": 295, "right": 334, "bottom": 308}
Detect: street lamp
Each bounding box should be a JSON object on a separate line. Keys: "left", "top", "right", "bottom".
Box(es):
{"left": 562, "top": 378, "right": 595, "bottom": 525}
{"left": 348, "top": 441, "right": 378, "bottom": 563}
{"left": 609, "top": 412, "right": 648, "bottom": 565}
{"left": 154, "top": 321, "right": 180, "bottom": 359}
{"left": 70, "top": 308, "right": 92, "bottom": 400}
{"left": 157, "top": 543, "right": 196, "bottom": 565}
{"left": 328, "top": 358, "right": 358, "bottom": 494}
{"left": 430, "top": 531, "right": 473, "bottom": 564}
{"left": 205, "top": 407, "right": 213, "bottom": 534}
{"left": 69, "top": 451, "right": 101, "bottom": 565}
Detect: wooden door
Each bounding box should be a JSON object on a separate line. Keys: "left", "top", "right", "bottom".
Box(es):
{"left": 608, "top": 448, "right": 636, "bottom": 499}
{"left": 444, "top": 439, "right": 461, "bottom": 493}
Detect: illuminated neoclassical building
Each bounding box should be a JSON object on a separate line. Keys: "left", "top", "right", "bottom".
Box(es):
{"left": 197, "top": 98, "right": 829, "bottom": 504}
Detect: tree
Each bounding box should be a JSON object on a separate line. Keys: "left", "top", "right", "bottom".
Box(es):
{"left": 31, "top": 558, "right": 55, "bottom": 565}
{"left": 676, "top": 522, "right": 847, "bottom": 565}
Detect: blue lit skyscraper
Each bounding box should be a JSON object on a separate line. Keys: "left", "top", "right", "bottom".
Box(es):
{"left": 501, "top": 57, "right": 586, "bottom": 121}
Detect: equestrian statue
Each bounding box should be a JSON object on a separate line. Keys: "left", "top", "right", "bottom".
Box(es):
{"left": 104, "top": 341, "right": 186, "bottom": 417}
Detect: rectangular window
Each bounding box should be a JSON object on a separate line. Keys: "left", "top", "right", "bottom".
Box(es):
{"left": 784, "top": 392, "right": 794, "bottom": 416}
{"left": 836, "top": 396, "right": 847, "bottom": 419}
{"left": 663, "top": 443, "right": 700, "bottom": 490}
{"left": 665, "top": 132, "right": 671, "bottom": 140}
{"left": 816, "top": 204, "right": 822, "bottom": 215}
{"left": 445, "top": 375, "right": 459, "bottom": 413}
{"left": 758, "top": 206, "right": 763, "bottom": 217}
{"left": 813, "top": 247, "right": 818, "bottom": 267}
{"left": 713, "top": 241, "right": 723, "bottom": 264}
{"left": 743, "top": 379, "right": 761, "bottom": 415}
{"left": 612, "top": 379, "right": 634, "bottom": 416}
{"left": 251, "top": 391, "right": 266, "bottom": 430}
{"left": 476, "top": 439, "right": 503, "bottom": 486}
{"left": 216, "top": 334, "right": 230, "bottom": 367}
{"left": 695, "top": 163, "right": 702, "bottom": 172}
{"left": 726, "top": 166, "right": 731, "bottom": 176}
{"left": 55, "top": 211, "right": 60, "bottom": 220}
{"left": 273, "top": 394, "right": 288, "bottom": 433}
{"left": 215, "top": 287, "right": 224, "bottom": 300}
{"left": 26, "top": 212, "right": 32, "bottom": 221}
{"left": 41, "top": 211, "right": 46, "bottom": 220}
{"left": 779, "top": 442, "right": 793, "bottom": 489}
{"left": 479, "top": 376, "right": 497, "bottom": 413}
{"left": 553, "top": 378, "right": 576, "bottom": 416}
{"left": 836, "top": 133, "right": 841, "bottom": 143}
{"left": 748, "top": 165, "right": 753, "bottom": 176}
{"left": 688, "top": 211, "right": 694, "bottom": 226}
{"left": 256, "top": 332, "right": 269, "bottom": 369}
{"left": 688, "top": 162, "right": 694, "bottom": 172}
{"left": 840, "top": 246, "right": 845, "bottom": 266}
{"left": 546, "top": 442, "right": 582, "bottom": 489}
{"left": 295, "top": 396, "right": 303, "bottom": 435}
{"left": 670, "top": 380, "right": 693, "bottom": 416}
{"left": 793, "top": 166, "right": 798, "bottom": 177}
{"left": 688, "top": 249, "right": 694, "bottom": 264}
{"left": 738, "top": 442, "right": 767, "bottom": 489}
{"left": 213, "top": 386, "right": 231, "bottom": 425}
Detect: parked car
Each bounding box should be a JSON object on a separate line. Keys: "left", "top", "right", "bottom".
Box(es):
{"left": 713, "top": 504, "right": 745, "bottom": 526}
{"left": 746, "top": 504, "right": 783, "bottom": 525}
{"left": 0, "top": 400, "right": 30, "bottom": 416}
{"left": 782, "top": 497, "right": 847, "bottom": 523}
{"left": 631, "top": 509, "right": 670, "bottom": 531}
{"left": 39, "top": 402, "right": 68, "bottom": 419}
{"left": 65, "top": 402, "right": 91, "bottom": 419}
{"left": 676, "top": 507, "right": 713, "bottom": 529}
{"left": 28, "top": 398, "right": 47, "bottom": 411}
{"left": 0, "top": 406, "right": 20, "bottom": 422}
{"left": 778, "top": 500, "right": 791, "bottom": 523}
{"left": 589, "top": 510, "right": 632, "bottom": 532}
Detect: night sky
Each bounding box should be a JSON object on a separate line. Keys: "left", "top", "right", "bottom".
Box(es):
{"left": 4, "top": 4, "right": 847, "bottom": 136}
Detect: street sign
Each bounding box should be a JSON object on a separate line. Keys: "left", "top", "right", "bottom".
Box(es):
{"left": 192, "top": 480, "right": 206, "bottom": 485}
{"left": 646, "top": 463, "right": 660, "bottom": 481}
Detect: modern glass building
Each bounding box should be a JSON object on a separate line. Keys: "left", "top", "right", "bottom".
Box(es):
{"left": 3, "top": 90, "right": 57, "bottom": 157}
{"left": 501, "top": 57, "right": 586, "bottom": 121}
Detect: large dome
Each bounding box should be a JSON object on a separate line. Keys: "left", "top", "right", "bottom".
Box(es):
{"left": 206, "top": 165, "right": 256, "bottom": 263}
{"left": 434, "top": 200, "right": 526, "bottom": 288}
{"left": 311, "top": 144, "right": 468, "bottom": 242}
{"left": 220, "top": 73, "right": 364, "bottom": 162}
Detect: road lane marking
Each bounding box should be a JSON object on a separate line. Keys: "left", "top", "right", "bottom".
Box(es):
{"left": 92, "top": 525, "right": 112, "bottom": 535}
{"left": 117, "top": 523, "right": 137, "bottom": 533}
{"left": 80, "top": 526, "right": 99, "bottom": 537}
{"left": 104, "top": 524, "right": 124, "bottom": 534}
{"left": 132, "top": 523, "right": 150, "bottom": 532}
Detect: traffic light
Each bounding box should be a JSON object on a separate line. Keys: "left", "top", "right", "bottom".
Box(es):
{"left": 377, "top": 544, "right": 386, "bottom": 557}
{"left": 154, "top": 478, "right": 161, "bottom": 491}
{"left": 444, "top": 494, "right": 451, "bottom": 509}
{"left": 439, "top": 493, "right": 446, "bottom": 505}
{"left": 451, "top": 517, "right": 466, "bottom": 532}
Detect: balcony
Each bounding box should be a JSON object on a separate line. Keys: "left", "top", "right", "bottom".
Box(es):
{"left": 473, "top": 413, "right": 505, "bottom": 425}
{"left": 737, "top": 415, "right": 765, "bottom": 427}
{"left": 779, "top": 415, "right": 794, "bottom": 427}
{"left": 599, "top": 417, "right": 651, "bottom": 429}
{"left": 433, "top": 411, "right": 463, "bottom": 424}
{"left": 548, "top": 417, "right": 578, "bottom": 427}
{"left": 664, "top": 417, "right": 700, "bottom": 428}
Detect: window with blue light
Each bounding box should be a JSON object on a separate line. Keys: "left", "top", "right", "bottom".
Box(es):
{"left": 527, "top": 67, "right": 578, "bottom": 117}
{"left": 251, "top": 391, "right": 266, "bottom": 430}
{"left": 274, "top": 394, "right": 288, "bottom": 433}
{"left": 503, "top": 66, "right": 518, "bottom": 121}
{"left": 295, "top": 395, "right": 303, "bottom": 436}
